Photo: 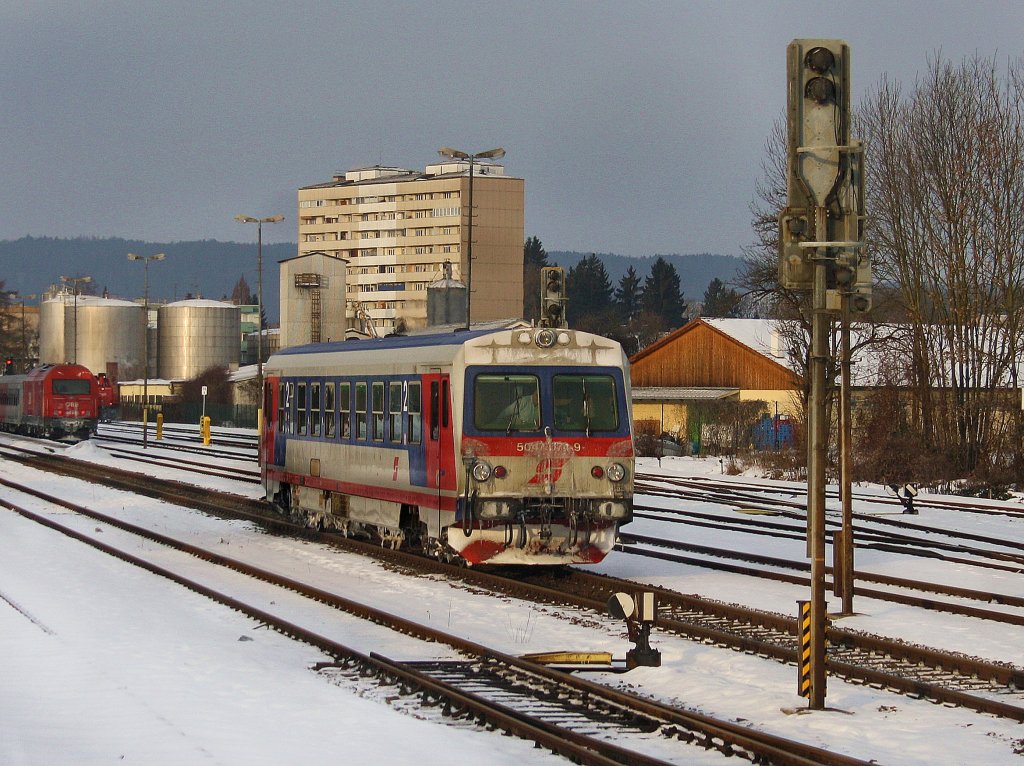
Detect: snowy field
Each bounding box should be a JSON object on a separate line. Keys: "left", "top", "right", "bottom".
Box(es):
{"left": 2, "top": 429, "right": 1023, "bottom": 765}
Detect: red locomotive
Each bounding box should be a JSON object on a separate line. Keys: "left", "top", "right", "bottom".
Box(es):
{"left": 0, "top": 364, "right": 99, "bottom": 440}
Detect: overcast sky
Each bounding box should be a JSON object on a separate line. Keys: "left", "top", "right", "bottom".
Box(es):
{"left": 2, "top": 1, "right": 1022, "bottom": 258}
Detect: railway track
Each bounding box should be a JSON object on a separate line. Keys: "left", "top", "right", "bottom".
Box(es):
{"left": 617, "top": 528, "right": 1024, "bottom": 626}
{"left": 635, "top": 477, "right": 1024, "bottom": 568}
{"left": 640, "top": 472, "right": 1024, "bottom": 517}
{"left": 5, "top": 444, "right": 1024, "bottom": 723}
{"left": 0, "top": 437, "right": 260, "bottom": 486}
{"left": 0, "top": 475, "right": 874, "bottom": 766}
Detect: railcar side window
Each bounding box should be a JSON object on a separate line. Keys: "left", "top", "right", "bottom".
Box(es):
{"left": 474, "top": 374, "right": 540, "bottom": 432}
{"left": 324, "top": 383, "right": 335, "bottom": 438}
{"left": 340, "top": 382, "right": 351, "bottom": 438}
{"left": 553, "top": 374, "right": 619, "bottom": 432}
{"left": 278, "top": 380, "right": 286, "bottom": 430}
{"left": 282, "top": 382, "right": 293, "bottom": 434}
{"left": 407, "top": 381, "right": 422, "bottom": 444}
{"left": 297, "top": 383, "right": 307, "bottom": 435}
{"left": 372, "top": 382, "right": 385, "bottom": 441}
{"left": 310, "top": 382, "right": 321, "bottom": 437}
{"left": 388, "top": 381, "right": 403, "bottom": 443}
{"left": 355, "top": 382, "right": 367, "bottom": 439}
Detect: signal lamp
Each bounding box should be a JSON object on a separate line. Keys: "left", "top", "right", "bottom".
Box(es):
{"left": 805, "top": 77, "right": 835, "bottom": 104}
{"left": 805, "top": 46, "right": 835, "bottom": 73}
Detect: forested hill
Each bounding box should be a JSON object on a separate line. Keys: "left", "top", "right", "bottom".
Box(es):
{"left": 547, "top": 251, "right": 744, "bottom": 297}
{"left": 0, "top": 236, "right": 295, "bottom": 321}
{"left": 0, "top": 237, "right": 746, "bottom": 323}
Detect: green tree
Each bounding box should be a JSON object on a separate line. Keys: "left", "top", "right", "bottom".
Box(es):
{"left": 700, "top": 278, "right": 742, "bottom": 317}
{"left": 614, "top": 266, "right": 643, "bottom": 322}
{"left": 641, "top": 257, "right": 686, "bottom": 331}
{"left": 522, "top": 235, "right": 548, "bottom": 323}
{"left": 566, "top": 253, "right": 614, "bottom": 329}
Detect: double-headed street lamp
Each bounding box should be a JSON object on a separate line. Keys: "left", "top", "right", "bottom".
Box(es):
{"left": 437, "top": 147, "right": 505, "bottom": 329}
{"left": 128, "top": 253, "right": 165, "bottom": 449}
{"left": 235, "top": 214, "right": 284, "bottom": 394}
{"left": 59, "top": 275, "right": 93, "bottom": 365}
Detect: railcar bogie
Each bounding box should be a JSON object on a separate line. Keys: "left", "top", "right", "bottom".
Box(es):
{"left": 260, "top": 327, "right": 634, "bottom": 566}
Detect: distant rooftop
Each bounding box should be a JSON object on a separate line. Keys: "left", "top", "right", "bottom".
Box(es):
{"left": 300, "top": 161, "right": 513, "bottom": 190}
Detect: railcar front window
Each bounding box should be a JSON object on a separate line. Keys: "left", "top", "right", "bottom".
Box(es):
{"left": 53, "top": 380, "right": 91, "bottom": 395}
{"left": 553, "top": 374, "right": 619, "bottom": 432}
{"left": 474, "top": 375, "right": 540, "bottom": 432}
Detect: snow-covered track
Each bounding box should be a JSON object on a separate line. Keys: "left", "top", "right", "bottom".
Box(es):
{"left": 0, "top": 479, "right": 874, "bottom": 766}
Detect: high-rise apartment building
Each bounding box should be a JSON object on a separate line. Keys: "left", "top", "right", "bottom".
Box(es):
{"left": 297, "top": 161, "right": 524, "bottom": 333}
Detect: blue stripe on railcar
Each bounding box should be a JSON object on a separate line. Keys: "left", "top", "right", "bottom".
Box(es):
{"left": 273, "top": 373, "right": 430, "bottom": 487}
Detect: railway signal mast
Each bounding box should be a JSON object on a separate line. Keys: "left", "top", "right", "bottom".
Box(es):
{"left": 780, "top": 39, "right": 869, "bottom": 709}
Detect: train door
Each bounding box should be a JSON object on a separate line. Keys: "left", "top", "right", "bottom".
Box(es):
{"left": 424, "top": 372, "right": 456, "bottom": 508}
{"left": 260, "top": 377, "right": 278, "bottom": 474}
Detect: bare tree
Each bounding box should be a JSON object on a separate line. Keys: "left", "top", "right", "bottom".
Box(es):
{"left": 860, "top": 53, "right": 1024, "bottom": 478}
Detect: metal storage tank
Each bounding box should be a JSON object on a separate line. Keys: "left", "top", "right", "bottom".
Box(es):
{"left": 426, "top": 272, "right": 468, "bottom": 327}
{"left": 158, "top": 299, "right": 240, "bottom": 380}
{"left": 38, "top": 295, "right": 146, "bottom": 378}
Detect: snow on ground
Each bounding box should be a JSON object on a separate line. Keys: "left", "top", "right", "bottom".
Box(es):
{"left": 2, "top": 431, "right": 1024, "bottom": 764}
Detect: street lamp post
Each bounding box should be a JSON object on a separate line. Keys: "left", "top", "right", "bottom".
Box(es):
{"left": 437, "top": 147, "right": 505, "bottom": 328}
{"left": 235, "top": 215, "right": 284, "bottom": 398}
{"left": 59, "top": 275, "right": 93, "bottom": 365}
{"left": 128, "top": 253, "right": 165, "bottom": 449}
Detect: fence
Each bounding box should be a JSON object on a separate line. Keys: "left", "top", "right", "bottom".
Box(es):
{"left": 117, "top": 402, "right": 258, "bottom": 429}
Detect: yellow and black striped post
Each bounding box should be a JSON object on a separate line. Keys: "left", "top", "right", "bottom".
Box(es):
{"left": 797, "top": 600, "right": 812, "bottom": 698}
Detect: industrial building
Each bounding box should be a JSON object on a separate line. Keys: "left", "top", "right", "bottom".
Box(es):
{"left": 296, "top": 160, "right": 524, "bottom": 335}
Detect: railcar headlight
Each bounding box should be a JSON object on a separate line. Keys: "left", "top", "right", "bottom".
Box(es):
{"left": 535, "top": 329, "right": 557, "bottom": 348}
{"left": 471, "top": 460, "right": 493, "bottom": 482}
{"left": 606, "top": 462, "right": 627, "bottom": 483}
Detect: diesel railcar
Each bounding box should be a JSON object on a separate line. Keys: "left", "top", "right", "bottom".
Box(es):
{"left": 0, "top": 364, "right": 99, "bottom": 440}
{"left": 260, "top": 326, "right": 634, "bottom": 565}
